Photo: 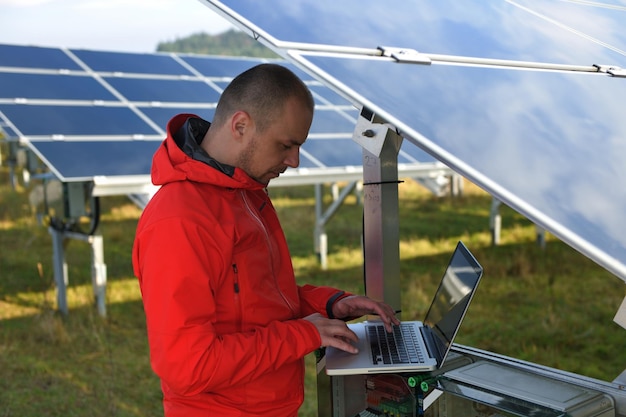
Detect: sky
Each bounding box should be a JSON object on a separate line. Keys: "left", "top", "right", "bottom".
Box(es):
{"left": 0, "top": 0, "right": 236, "bottom": 53}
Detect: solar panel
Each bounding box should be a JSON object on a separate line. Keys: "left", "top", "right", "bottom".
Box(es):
{"left": 0, "top": 72, "right": 117, "bottom": 100}
{"left": 0, "top": 43, "right": 446, "bottom": 187}
{"left": 102, "top": 77, "right": 222, "bottom": 103}
{"left": 138, "top": 107, "right": 216, "bottom": 131}
{"left": 179, "top": 55, "right": 266, "bottom": 77}
{"left": 511, "top": 0, "right": 626, "bottom": 56}
{"left": 197, "top": 0, "right": 626, "bottom": 280}
{"left": 30, "top": 141, "right": 161, "bottom": 181}
{"left": 0, "top": 44, "right": 82, "bottom": 70}
{"left": 308, "top": 108, "right": 357, "bottom": 134}
{"left": 0, "top": 104, "right": 159, "bottom": 137}
{"left": 71, "top": 49, "right": 194, "bottom": 75}
{"left": 199, "top": 0, "right": 626, "bottom": 64}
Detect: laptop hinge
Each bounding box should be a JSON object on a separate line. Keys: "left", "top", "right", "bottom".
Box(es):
{"left": 420, "top": 326, "right": 441, "bottom": 365}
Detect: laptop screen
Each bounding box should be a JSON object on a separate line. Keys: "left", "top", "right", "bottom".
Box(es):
{"left": 423, "top": 241, "right": 483, "bottom": 363}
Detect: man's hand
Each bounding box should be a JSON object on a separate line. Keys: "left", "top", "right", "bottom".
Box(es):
{"left": 304, "top": 296, "right": 400, "bottom": 354}
{"left": 303, "top": 313, "right": 359, "bottom": 354}
{"left": 332, "top": 295, "right": 401, "bottom": 333}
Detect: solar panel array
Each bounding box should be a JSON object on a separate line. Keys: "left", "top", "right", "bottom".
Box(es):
{"left": 197, "top": 0, "right": 626, "bottom": 281}
{"left": 0, "top": 43, "right": 447, "bottom": 188}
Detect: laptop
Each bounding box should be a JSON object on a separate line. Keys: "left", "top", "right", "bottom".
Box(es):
{"left": 325, "top": 241, "right": 483, "bottom": 375}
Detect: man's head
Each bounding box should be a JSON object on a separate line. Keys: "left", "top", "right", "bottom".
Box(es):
{"left": 203, "top": 64, "right": 315, "bottom": 185}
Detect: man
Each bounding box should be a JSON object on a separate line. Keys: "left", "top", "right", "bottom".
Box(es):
{"left": 132, "top": 63, "right": 399, "bottom": 416}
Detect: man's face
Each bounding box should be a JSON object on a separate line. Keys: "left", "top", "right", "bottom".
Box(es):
{"left": 237, "top": 97, "right": 313, "bottom": 185}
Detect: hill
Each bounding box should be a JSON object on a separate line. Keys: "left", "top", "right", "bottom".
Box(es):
{"left": 156, "top": 29, "right": 279, "bottom": 58}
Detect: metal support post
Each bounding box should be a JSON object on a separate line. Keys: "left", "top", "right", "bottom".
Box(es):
{"left": 314, "top": 184, "right": 326, "bottom": 268}
{"left": 356, "top": 108, "right": 403, "bottom": 310}
{"left": 314, "top": 181, "right": 359, "bottom": 270}
{"left": 317, "top": 109, "right": 403, "bottom": 417}
{"left": 49, "top": 226, "right": 69, "bottom": 315}
{"left": 48, "top": 227, "right": 107, "bottom": 317}
{"left": 490, "top": 198, "right": 502, "bottom": 246}
{"left": 90, "top": 234, "right": 107, "bottom": 317}
{"left": 536, "top": 225, "right": 546, "bottom": 249}
{"left": 450, "top": 173, "right": 463, "bottom": 197}
{"left": 491, "top": 197, "right": 547, "bottom": 248}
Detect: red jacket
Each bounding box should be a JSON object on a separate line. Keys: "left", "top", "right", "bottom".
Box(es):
{"left": 132, "top": 114, "right": 347, "bottom": 416}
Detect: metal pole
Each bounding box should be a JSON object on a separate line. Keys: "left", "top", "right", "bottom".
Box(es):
{"left": 49, "top": 226, "right": 69, "bottom": 315}
{"left": 360, "top": 110, "right": 403, "bottom": 311}
{"left": 90, "top": 234, "right": 107, "bottom": 317}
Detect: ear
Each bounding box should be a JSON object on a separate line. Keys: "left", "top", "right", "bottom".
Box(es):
{"left": 230, "top": 110, "right": 252, "bottom": 141}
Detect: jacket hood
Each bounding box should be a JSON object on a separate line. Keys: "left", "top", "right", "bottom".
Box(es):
{"left": 151, "top": 113, "right": 265, "bottom": 190}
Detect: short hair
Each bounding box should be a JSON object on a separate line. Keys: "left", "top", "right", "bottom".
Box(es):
{"left": 212, "top": 63, "right": 314, "bottom": 132}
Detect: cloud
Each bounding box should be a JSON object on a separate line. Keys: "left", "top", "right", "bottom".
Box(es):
{"left": 0, "top": 0, "right": 53, "bottom": 6}
{"left": 75, "top": 0, "right": 178, "bottom": 10}
{"left": 0, "top": 0, "right": 234, "bottom": 52}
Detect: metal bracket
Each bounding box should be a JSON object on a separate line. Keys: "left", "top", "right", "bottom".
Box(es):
{"left": 352, "top": 115, "right": 387, "bottom": 157}
{"left": 594, "top": 64, "right": 626, "bottom": 78}
{"left": 378, "top": 46, "right": 432, "bottom": 65}
{"left": 614, "top": 295, "right": 626, "bottom": 330}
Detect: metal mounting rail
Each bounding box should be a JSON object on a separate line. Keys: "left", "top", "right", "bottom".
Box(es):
{"left": 261, "top": 38, "right": 616, "bottom": 74}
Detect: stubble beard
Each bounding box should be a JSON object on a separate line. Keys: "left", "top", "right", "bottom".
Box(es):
{"left": 236, "top": 137, "right": 267, "bottom": 185}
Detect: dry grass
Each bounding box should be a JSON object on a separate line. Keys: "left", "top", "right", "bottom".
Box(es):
{"left": 0, "top": 163, "right": 625, "bottom": 417}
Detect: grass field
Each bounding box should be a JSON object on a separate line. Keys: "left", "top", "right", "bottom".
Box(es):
{"left": 1, "top": 163, "right": 625, "bottom": 417}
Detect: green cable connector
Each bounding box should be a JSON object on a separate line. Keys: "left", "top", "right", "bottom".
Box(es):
{"left": 406, "top": 375, "right": 433, "bottom": 392}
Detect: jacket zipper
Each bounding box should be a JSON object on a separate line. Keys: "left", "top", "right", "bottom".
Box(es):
{"left": 240, "top": 191, "right": 296, "bottom": 317}
{"left": 232, "top": 263, "right": 243, "bottom": 332}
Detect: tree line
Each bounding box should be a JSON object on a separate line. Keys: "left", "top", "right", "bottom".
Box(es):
{"left": 157, "top": 29, "right": 279, "bottom": 58}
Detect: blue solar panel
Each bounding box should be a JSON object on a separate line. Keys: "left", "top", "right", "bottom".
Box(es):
{"left": 210, "top": 81, "right": 230, "bottom": 92}
{"left": 201, "top": 0, "right": 626, "bottom": 64}
{"left": 0, "top": 44, "right": 82, "bottom": 70}
{"left": 292, "top": 54, "right": 626, "bottom": 260}
{"left": 295, "top": 155, "right": 320, "bottom": 169}
{"left": 281, "top": 62, "right": 317, "bottom": 81}
{"left": 0, "top": 104, "right": 159, "bottom": 136}
{"left": 180, "top": 55, "right": 265, "bottom": 77}
{"left": 30, "top": 141, "right": 161, "bottom": 180}
{"left": 71, "top": 49, "right": 194, "bottom": 76}
{"left": 0, "top": 73, "right": 118, "bottom": 101}
{"left": 103, "top": 77, "right": 222, "bottom": 103}
{"left": 0, "top": 124, "right": 17, "bottom": 139}
{"left": 138, "top": 107, "right": 216, "bottom": 130}
{"left": 198, "top": 0, "right": 626, "bottom": 279}
{"left": 308, "top": 84, "right": 353, "bottom": 106}
{"left": 309, "top": 109, "right": 357, "bottom": 134}
{"left": 398, "top": 143, "right": 438, "bottom": 164}
{"left": 0, "top": 43, "right": 396, "bottom": 184}
{"left": 512, "top": 0, "right": 626, "bottom": 53}
{"left": 302, "top": 139, "right": 364, "bottom": 167}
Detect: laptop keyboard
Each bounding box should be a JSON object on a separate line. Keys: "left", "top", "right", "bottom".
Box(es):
{"left": 367, "top": 323, "right": 425, "bottom": 365}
